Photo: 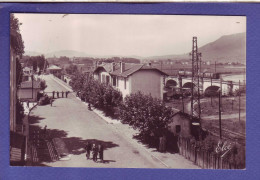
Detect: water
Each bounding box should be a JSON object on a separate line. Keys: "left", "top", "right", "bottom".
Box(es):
{"left": 221, "top": 74, "right": 246, "bottom": 84}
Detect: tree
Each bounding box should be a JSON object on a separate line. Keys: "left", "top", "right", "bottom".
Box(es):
{"left": 16, "top": 97, "right": 24, "bottom": 125}
{"left": 10, "top": 14, "right": 24, "bottom": 56}
{"left": 10, "top": 14, "right": 24, "bottom": 87}
{"left": 32, "top": 60, "right": 37, "bottom": 72}
{"left": 10, "top": 14, "right": 25, "bottom": 127}
{"left": 119, "top": 92, "right": 174, "bottom": 140}
{"left": 66, "top": 64, "right": 78, "bottom": 75}
{"left": 16, "top": 58, "right": 23, "bottom": 87}
{"left": 40, "top": 80, "right": 47, "bottom": 91}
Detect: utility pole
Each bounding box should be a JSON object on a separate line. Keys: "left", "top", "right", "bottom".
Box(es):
{"left": 215, "top": 61, "right": 216, "bottom": 73}
{"left": 211, "top": 76, "right": 213, "bottom": 106}
{"left": 31, "top": 74, "right": 33, "bottom": 99}
{"left": 180, "top": 78, "right": 184, "bottom": 113}
{"left": 190, "top": 37, "right": 201, "bottom": 121}
{"left": 219, "top": 89, "right": 222, "bottom": 139}
{"left": 239, "top": 80, "right": 241, "bottom": 122}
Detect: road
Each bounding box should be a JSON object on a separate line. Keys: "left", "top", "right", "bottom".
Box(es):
{"left": 30, "top": 75, "right": 199, "bottom": 168}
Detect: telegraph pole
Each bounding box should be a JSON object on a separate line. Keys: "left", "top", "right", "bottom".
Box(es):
{"left": 211, "top": 76, "right": 213, "bottom": 106}
{"left": 239, "top": 80, "right": 241, "bottom": 122}
{"left": 190, "top": 37, "right": 201, "bottom": 121}
{"left": 31, "top": 74, "right": 33, "bottom": 99}
{"left": 219, "top": 89, "right": 222, "bottom": 139}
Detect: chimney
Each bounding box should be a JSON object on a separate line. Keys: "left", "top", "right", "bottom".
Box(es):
{"left": 111, "top": 62, "right": 116, "bottom": 72}
{"left": 120, "top": 62, "right": 125, "bottom": 73}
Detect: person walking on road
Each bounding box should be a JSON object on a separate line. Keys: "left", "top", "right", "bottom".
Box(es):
{"left": 52, "top": 91, "right": 55, "bottom": 99}
{"left": 57, "top": 91, "right": 59, "bottom": 98}
{"left": 92, "top": 144, "right": 98, "bottom": 162}
{"left": 85, "top": 142, "right": 92, "bottom": 160}
{"left": 62, "top": 91, "right": 64, "bottom": 98}
{"left": 66, "top": 91, "right": 69, "bottom": 98}
{"left": 98, "top": 144, "right": 104, "bottom": 163}
{"left": 50, "top": 98, "right": 53, "bottom": 106}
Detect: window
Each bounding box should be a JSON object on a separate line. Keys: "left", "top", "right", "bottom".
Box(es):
{"left": 112, "top": 76, "right": 116, "bottom": 87}
{"left": 106, "top": 75, "right": 110, "bottom": 85}
{"left": 102, "top": 74, "right": 105, "bottom": 83}
{"left": 124, "top": 78, "right": 127, "bottom": 89}
{"left": 176, "top": 125, "right": 181, "bottom": 134}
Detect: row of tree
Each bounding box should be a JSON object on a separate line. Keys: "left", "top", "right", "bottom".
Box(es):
{"left": 70, "top": 72, "right": 174, "bottom": 143}
{"left": 70, "top": 73, "right": 122, "bottom": 116}
{"left": 11, "top": 14, "right": 25, "bottom": 125}
{"left": 21, "top": 55, "right": 48, "bottom": 72}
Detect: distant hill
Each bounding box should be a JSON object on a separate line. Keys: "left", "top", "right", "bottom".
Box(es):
{"left": 143, "top": 32, "right": 246, "bottom": 64}
{"left": 44, "top": 50, "right": 89, "bottom": 58}
{"left": 25, "top": 32, "right": 246, "bottom": 64}
{"left": 24, "top": 51, "right": 43, "bottom": 56}
{"left": 198, "top": 32, "right": 246, "bottom": 63}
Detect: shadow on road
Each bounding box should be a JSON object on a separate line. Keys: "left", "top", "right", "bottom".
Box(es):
{"left": 28, "top": 116, "right": 118, "bottom": 165}
{"left": 28, "top": 115, "right": 45, "bottom": 124}
{"left": 64, "top": 138, "right": 119, "bottom": 155}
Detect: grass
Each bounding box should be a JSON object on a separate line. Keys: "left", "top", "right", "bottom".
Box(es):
{"left": 165, "top": 94, "right": 246, "bottom": 141}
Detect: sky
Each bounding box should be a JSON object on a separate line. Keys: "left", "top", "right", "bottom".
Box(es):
{"left": 14, "top": 14, "right": 246, "bottom": 57}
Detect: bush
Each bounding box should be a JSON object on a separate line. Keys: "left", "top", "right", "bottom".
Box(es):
{"left": 40, "top": 80, "right": 47, "bottom": 91}
{"left": 119, "top": 91, "right": 174, "bottom": 140}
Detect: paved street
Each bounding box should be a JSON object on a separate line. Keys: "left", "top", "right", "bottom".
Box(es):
{"left": 30, "top": 75, "right": 199, "bottom": 168}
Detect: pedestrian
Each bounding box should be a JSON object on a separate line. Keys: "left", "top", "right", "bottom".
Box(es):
{"left": 43, "top": 125, "right": 47, "bottom": 139}
{"left": 57, "top": 91, "right": 59, "bottom": 98}
{"left": 66, "top": 91, "right": 69, "bottom": 98}
{"left": 88, "top": 103, "right": 92, "bottom": 111}
{"left": 85, "top": 142, "right": 92, "bottom": 160}
{"left": 61, "top": 91, "right": 64, "bottom": 98}
{"left": 50, "top": 98, "right": 53, "bottom": 106}
{"left": 52, "top": 91, "right": 55, "bottom": 99}
{"left": 92, "top": 144, "right": 98, "bottom": 162}
{"left": 98, "top": 144, "right": 104, "bottom": 163}
{"left": 43, "top": 125, "right": 47, "bottom": 134}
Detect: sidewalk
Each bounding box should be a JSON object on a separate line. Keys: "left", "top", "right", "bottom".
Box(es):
{"left": 51, "top": 75, "right": 199, "bottom": 169}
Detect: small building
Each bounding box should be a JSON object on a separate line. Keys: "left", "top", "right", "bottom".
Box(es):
{"left": 17, "top": 80, "right": 41, "bottom": 102}
{"left": 23, "top": 66, "right": 33, "bottom": 75}
{"left": 47, "top": 65, "right": 62, "bottom": 76}
{"left": 168, "top": 111, "right": 200, "bottom": 138}
{"left": 93, "top": 62, "right": 167, "bottom": 99}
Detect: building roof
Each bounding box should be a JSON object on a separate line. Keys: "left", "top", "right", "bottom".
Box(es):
{"left": 20, "top": 80, "right": 41, "bottom": 89}
{"left": 110, "top": 63, "right": 143, "bottom": 77}
{"left": 47, "top": 65, "right": 62, "bottom": 70}
{"left": 94, "top": 63, "right": 168, "bottom": 78}
{"left": 23, "top": 67, "right": 31, "bottom": 71}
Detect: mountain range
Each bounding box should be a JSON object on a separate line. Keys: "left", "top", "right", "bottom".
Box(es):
{"left": 25, "top": 32, "right": 246, "bottom": 63}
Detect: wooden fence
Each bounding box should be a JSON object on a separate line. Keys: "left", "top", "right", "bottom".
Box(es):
{"left": 178, "top": 137, "right": 239, "bottom": 169}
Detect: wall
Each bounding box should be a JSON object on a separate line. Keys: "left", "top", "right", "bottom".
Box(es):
{"left": 168, "top": 113, "right": 191, "bottom": 137}
{"left": 17, "top": 89, "right": 39, "bottom": 102}
{"left": 100, "top": 71, "right": 111, "bottom": 84}
{"left": 10, "top": 48, "right": 16, "bottom": 132}
{"left": 130, "top": 70, "right": 163, "bottom": 99}
{"left": 117, "top": 76, "right": 130, "bottom": 99}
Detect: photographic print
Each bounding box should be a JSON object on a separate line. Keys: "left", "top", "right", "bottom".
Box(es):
{"left": 10, "top": 13, "right": 246, "bottom": 169}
